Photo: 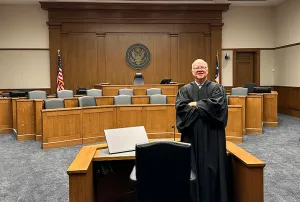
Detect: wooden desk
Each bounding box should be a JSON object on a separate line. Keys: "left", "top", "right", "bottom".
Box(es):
{"left": 67, "top": 141, "right": 265, "bottom": 202}
{"left": 42, "top": 105, "right": 177, "bottom": 149}
{"left": 94, "top": 84, "right": 184, "bottom": 96}
{"left": 0, "top": 98, "right": 13, "bottom": 134}
{"left": 14, "top": 95, "right": 176, "bottom": 141}
{"left": 250, "top": 91, "right": 278, "bottom": 127}
{"left": 229, "top": 95, "right": 263, "bottom": 134}
{"left": 41, "top": 104, "right": 243, "bottom": 149}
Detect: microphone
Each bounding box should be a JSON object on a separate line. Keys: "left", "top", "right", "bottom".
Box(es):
{"left": 171, "top": 125, "right": 176, "bottom": 141}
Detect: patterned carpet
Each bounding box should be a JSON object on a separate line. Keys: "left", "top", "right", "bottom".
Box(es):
{"left": 0, "top": 114, "right": 300, "bottom": 201}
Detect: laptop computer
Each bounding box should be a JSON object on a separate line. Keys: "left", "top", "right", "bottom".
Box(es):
{"left": 104, "top": 126, "right": 149, "bottom": 154}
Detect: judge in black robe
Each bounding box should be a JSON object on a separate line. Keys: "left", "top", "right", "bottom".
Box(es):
{"left": 175, "top": 59, "right": 228, "bottom": 202}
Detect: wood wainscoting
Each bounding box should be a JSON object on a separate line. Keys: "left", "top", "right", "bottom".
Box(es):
{"left": 40, "top": 2, "right": 230, "bottom": 93}
{"left": 273, "top": 86, "right": 300, "bottom": 118}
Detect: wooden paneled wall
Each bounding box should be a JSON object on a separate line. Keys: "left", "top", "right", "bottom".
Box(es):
{"left": 40, "top": 2, "right": 230, "bottom": 93}
{"left": 273, "top": 86, "right": 300, "bottom": 118}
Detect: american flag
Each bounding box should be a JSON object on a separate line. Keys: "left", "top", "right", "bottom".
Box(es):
{"left": 215, "top": 51, "right": 220, "bottom": 84}
{"left": 57, "top": 50, "right": 64, "bottom": 91}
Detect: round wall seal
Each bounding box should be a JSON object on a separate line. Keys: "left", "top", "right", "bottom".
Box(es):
{"left": 125, "top": 43, "right": 151, "bottom": 70}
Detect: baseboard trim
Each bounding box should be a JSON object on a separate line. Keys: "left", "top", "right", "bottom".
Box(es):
{"left": 42, "top": 139, "right": 82, "bottom": 149}
{"left": 263, "top": 122, "right": 278, "bottom": 127}
{"left": 82, "top": 136, "right": 106, "bottom": 144}
{"left": 246, "top": 128, "right": 263, "bottom": 135}
{"left": 17, "top": 134, "right": 35, "bottom": 141}
{"left": 35, "top": 135, "right": 42, "bottom": 141}
{"left": 0, "top": 128, "right": 13, "bottom": 134}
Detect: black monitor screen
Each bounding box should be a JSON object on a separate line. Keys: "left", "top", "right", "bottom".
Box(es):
{"left": 160, "top": 79, "right": 172, "bottom": 84}
{"left": 253, "top": 87, "right": 271, "bottom": 93}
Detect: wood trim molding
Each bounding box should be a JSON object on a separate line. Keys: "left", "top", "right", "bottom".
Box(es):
{"left": 41, "top": 2, "right": 230, "bottom": 11}
{"left": 275, "top": 42, "right": 300, "bottom": 50}
{"left": 232, "top": 49, "right": 260, "bottom": 87}
{"left": 222, "top": 42, "right": 300, "bottom": 51}
{"left": 0, "top": 48, "right": 49, "bottom": 51}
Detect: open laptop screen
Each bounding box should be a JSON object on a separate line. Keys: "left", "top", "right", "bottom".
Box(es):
{"left": 104, "top": 126, "right": 149, "bottom": 154}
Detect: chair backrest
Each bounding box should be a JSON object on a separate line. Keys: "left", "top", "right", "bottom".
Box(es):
{"left": 118, "top": 88, "right": 134, "bottom": 96}
{"left": 135, "top": 141, "right": 192, "bottom": 202}
{"left": 134, "top": 73, "right": 144, "bottom": 85}
{"left": 113, "top": 95, "right": 132, "bottom": 105}
{"left": 231, "top": 87, "right": 248, "bottom": 96}
{"left": 227, "top": 95, "right": 229, "bottom": 105}
{"left": 78, "top": 96, "right": 96, "bottom": 107}
{"left": 28, "top": 90, "right": 47, "bottom": 100}
{"left": 244, "top": 83, "right": 257, "bottom": 93}
{"left": 44, "top": 99, "right": 65, "bottom": 109}
{"left": 86, "top": 89, "right": 102, "bottom": 97}
{"left": 57, "top": 90, "right": 74, "bottom": 98}
{"left": 149, "top": 94, "right": 167, "bottom": 104}
{"left": 146, "top": 88, "right": 162, "bottom": 95}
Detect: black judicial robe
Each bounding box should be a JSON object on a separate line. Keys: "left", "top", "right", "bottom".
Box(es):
{"left": 175, "top": 80, "right": 228, "bottom": 202}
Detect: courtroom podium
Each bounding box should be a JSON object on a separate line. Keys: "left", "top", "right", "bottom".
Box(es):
{"left": 67, "top": 140, "right": 265, "bottom": 202}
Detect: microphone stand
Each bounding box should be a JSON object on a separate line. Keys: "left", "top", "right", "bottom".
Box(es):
{"left": 171, "top": 126, "right": 176, "bottom": 141}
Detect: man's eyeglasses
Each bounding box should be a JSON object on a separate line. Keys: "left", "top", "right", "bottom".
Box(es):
{"left": 192, "top": 66, "right": 207, "bottom": 70}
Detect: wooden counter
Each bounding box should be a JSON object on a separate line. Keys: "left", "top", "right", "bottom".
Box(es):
{"left": 41, "top": 104, "right": 243, "bottom": 149}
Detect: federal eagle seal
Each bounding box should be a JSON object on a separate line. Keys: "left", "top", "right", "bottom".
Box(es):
{"left": 125, "top": 43, "right": 151, "bottom": 70}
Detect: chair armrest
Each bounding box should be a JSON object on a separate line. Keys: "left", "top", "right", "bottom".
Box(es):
{"left": 190, "top": 170, "right": 196, "bottom": 181}
{"left": 130, "top": 166, "right": 137, "bottom": 181}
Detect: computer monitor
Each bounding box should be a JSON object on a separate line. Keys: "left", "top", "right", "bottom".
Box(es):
{"left": 9, "top": 91, "right": 27, "bottom": 97}
{"left": 76, "top": 88, "right": 87, "bottom": 95}
{"left": 104, "top": 126, "right": 149, "bottom": 154}
{"left": 160, "top": 78, "right": 172, "bottom": 84}
{"left": 244, "top": 83, "right": 257, "bottom": 93}
{"left": 253, "top": 87, "right": 271, "bottom": 93}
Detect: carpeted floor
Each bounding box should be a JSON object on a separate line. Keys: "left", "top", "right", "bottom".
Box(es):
{"left": 237, "top": 114, "right": 300, "bottom": 202}
{"left": 0, "top": 114, "right": 300, "bottom": 202}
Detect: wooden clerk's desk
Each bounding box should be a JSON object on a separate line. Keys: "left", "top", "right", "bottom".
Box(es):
{"left": 249, "top": 91, "right": 278, "bottom": 127}
{"left": 10, "top": 95, "right": 242, "bottom": 146}
{"left": 228, "top": 91, "right": 278, "bottom": 135}
{"left": 13, "top": 95, "right": 176, "bottom": 141}
{"left": 67, "top": 141, "right": 265, "bottom": 202}
{"left": 93, "top": 83, "right": 184, "bottom": 96}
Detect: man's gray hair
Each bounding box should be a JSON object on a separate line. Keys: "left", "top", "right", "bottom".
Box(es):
{"left": 192, "top": 59, "right": 208, "bottom": 69}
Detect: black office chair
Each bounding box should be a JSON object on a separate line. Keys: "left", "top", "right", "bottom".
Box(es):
{"left": 244, "top": 83, "right": 257, "bottom": 93}
{"left": 130, "top": 141, "right": 196, "bottom": 202}
{"left": 76, "top": 88, "right": 87, "bottom": 95}
{"left": 133, "top": 73, "right": 144, "bottom": 85}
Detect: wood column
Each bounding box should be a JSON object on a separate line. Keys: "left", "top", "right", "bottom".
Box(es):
{"left": 210, "top": 23, "right": 223, "bottom": 84}
{"left": 48, "top": 22, "right": 62, "bottom": 94}
{"left": 170, "top": 34, "right": 179, "bottom": 82}
{"left": 204, "top": 32, "right": 211, "bottom": 70}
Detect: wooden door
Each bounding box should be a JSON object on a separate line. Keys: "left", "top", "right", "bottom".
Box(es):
{"left": 235, "top": 52, "right": 255, "bottom": 87}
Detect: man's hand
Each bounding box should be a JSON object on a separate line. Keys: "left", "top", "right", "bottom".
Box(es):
{"left": 188, "top": 102, "right": 198, "bottom": 108}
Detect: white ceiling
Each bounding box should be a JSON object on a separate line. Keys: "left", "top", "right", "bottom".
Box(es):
{"left": 0, "top": 0, "right": 287, "bottom": 6}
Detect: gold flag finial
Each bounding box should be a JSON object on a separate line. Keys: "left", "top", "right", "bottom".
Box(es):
{"left": 57, "top": 49, "right": 60, "bottom": 55}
